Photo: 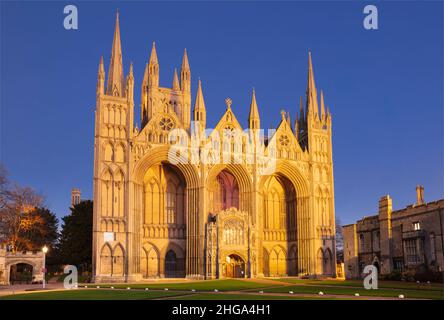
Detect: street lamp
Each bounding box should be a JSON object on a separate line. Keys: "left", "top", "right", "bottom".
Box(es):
{"left": 42, "top": 246, "right": 48, "bottom": 289}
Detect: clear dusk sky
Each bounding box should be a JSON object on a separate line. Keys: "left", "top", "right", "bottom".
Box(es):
{"left": 1, "top": 1, "right": 443, "bottom": 225}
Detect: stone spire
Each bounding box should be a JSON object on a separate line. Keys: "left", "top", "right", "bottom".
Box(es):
{"left": 180, "top": 48, "right": 191, "bottom": 92}
{"left": 248, "top": 89, "right": 260, "bottom": 130}
{"left": 97, "top": 56, "right": 105, "bottom": 95}
{"left": 106, "top": 11, "right": 124, "bottom": 97}
{"left": 320, "top": 90, "right": 325, "bottom": 120}
{"left": 306, "top": 51, "right": 318, "bottom": 118}
{"left": 172, "top": 68, "right": 180, "bottom": 91}
{"left": 299, "top": 96, "right": 305, "bottom": 126}
{"left": 142, "top": 63, "right": 149, "bottom": 87}
{"left": 294, "top": 110, "right": 299, "bottom": 140}
{"left": 148, "top": 42, "right": 159, "bottom": 87}
{"left": 126, "top": 62, "right": 134, "bottom": 101}
{"left": 193, "top": 79, "right": 206, "bottom": 128}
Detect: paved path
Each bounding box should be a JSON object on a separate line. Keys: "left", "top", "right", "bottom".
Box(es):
{"left": 0, "top": 282, "right": 64, "bottom": 297}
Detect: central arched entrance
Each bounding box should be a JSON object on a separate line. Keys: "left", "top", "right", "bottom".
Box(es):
{"left": 225, "top": 254, "right": 245, "bottom": 278}
{"left": 9, "top": 263, "right": 34, "bottom": 284}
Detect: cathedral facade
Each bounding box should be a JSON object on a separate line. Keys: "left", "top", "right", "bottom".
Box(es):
{"left": 92, "top": 13, "right": 336, "bottom": 282}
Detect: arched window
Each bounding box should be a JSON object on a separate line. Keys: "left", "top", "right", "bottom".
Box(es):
{"left": 430, "top": 233, "right": 436, "bottom": 262}
{"left": 165, "top": 250, "right": 177, "bottom": 278}
{"left": 166, "top": 181, "right": 176, "bottom": 224}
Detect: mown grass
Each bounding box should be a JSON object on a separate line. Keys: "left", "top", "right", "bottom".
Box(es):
{"left": 95, "top": 279, "right": 272, "bottom": 292}
{"left": 166, "top": 293, "right": 345, "bottom": 300}
{"left": 1, "top": 278, "right": 442, "bottom": 300}
{"left": 0, "top": 289, "right": 189, "bottom": 300}
{"left": 261, "top": 284, "right": 444, "bottom": 300}
{"left": 275, "top": 278, "right": 444, "bottom": 291}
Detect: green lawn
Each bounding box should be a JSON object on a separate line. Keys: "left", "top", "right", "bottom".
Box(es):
{"left": 96, "top": 279, "right": 272, "bottom": 292}
{"left": 1, "top": 278, "right": 442, "bottom": 300}
{"left": 261, "top": 284, "right": 444, "bottom": 300}
{"left": 275, "top": 278, "right": 444, "bottom": 291}
{"left": 0, "top": 289, "right": 189, "bottom": 300}
{"left": 167, "top": 293, "right": 345, "bottom": 300}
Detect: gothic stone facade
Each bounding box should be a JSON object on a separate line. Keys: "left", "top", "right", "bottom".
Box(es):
{"left": 92, "top": 14, "right": 336, "bottom": 282}
{"left": 343, "top": 187, "right": 444, "bottom": 279}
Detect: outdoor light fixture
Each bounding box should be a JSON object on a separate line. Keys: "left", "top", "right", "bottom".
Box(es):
{"left": 42, "top": 245, "right": 48, "bottom": 289}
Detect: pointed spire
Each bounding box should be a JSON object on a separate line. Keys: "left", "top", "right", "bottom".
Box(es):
{"left": 248, "top": 88, "right": 260, "bottom": 130}
{"left": 129, "top": 62, "right": 134, "bottom": 77}
{"left": 172, "top": 68, "right": 180, "bottom": 90}
{"left": 142, "top": 63, "right": 149, "bottom": 86}
{"left": 320, "top": 90, "right": 325, "bottom": 119}
{"left": 97, "top": 56, "right": 105, "bottom": 95}
{"left": 126, "top": 62, "right": 134, "bottom": 101}
{"left": 294, "top": 111, "right": 299, "bottom": 135}
{"left": 194, "top": 79, "right": 206, "bottom": 111}
{"left": 147, "top": 42, "right": 159, "bottom": 87}
{"left": 106, "top": 11, "right": 124, "bottom": 97}
{"left": 306, "top": 51, "right": 318, "bottom": 118}
{"left": 149, "top": 42, "right": 158, "bottom": 65}
{"left": 180, "top": 48, "right": 191, "bottom": 92}
{"left": 181, "top": 48, "right": 190, "bottom": 70}
{"left": 299, "top": 96, "right": 305, "bottom": 123}
{"left": 193, "top": 79, "right": 206, "bottom": 128}
{"left": 98, "top": 55, "right": 105, "bottom": 77}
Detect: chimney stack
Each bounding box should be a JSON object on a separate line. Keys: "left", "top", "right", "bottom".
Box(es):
{"left": 416, "top": 185, "right": 424, "bottom": 205}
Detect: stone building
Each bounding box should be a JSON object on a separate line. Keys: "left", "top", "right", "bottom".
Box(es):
{"left": 0, "top": 245, "right": 46, "bottom": 285}
{"left": 343, "top": 186, "right": 444, "bottom": 279}
{"left": 92, "top": 13, "right": 337, "bottom": 282}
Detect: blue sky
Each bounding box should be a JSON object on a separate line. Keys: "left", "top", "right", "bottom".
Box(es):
{"left": 1, "top": 1, "right": 443, "bottom": 225}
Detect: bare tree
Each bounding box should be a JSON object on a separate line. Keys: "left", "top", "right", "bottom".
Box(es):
{"left": 0, "top": 172, "right": 44, "bottom": 251}
{"left": 0, "top": 164, "right": 9, "bottom": 210}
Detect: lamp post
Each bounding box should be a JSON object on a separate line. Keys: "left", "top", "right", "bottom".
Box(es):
{"left": 42, "top": 246, "right": 48, "bottom": 289}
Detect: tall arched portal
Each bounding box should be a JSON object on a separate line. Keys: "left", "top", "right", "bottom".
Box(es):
{"left": 261, "top": 175, "right": 297, "bottom": 277}
{"left": 208, "top": 170, "right": 240, "bottom": 213}
{"left": 142, "top": 162, "right": 187, "bottom": 278}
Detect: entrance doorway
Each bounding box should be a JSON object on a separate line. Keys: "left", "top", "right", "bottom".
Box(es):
{"left": 10, "top": 263, "right": 34, "bottom": 284}
{"left": 225, "top": 254, "right": 245, "bottom": 278}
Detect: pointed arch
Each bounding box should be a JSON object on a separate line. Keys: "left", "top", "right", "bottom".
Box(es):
{"left": 101, "top": 168, "right": 113, "bottom": 217}
{"left": 112, "top": 244, "right": 125, "bottom": 276}
{"left": 113, "top": 169, "right": 124, "bottom": 218}
{"left": 115, "top": 143, "right": 125, "bottom": 163}
{"left": 100, "top": 244, "right": 112, "bottom": 275}
{"left": 141, "top": 243, "right": 160, "bottom": 278}
{"left": 324, "top": 248, "right": 333, "bottom": 275}
{"left": 104, "top": 142, "right": 114, "bottom": 162}
{"left": 317, "top": 248, "right": 324, "bottom": 275}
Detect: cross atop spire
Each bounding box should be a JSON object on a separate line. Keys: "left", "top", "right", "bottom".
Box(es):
{"left": 225, "top": 97, "right": 232, "bottom": 110}
{"left": 106, "top": 11, "right": 124, "bottom": 97}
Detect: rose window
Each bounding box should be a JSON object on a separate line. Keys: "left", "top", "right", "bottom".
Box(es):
{"left": 279, "top": 135, "right": 289, "bottom": 147}
{"left": 159, "top": 117, "right": 174, "bottom": 131}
